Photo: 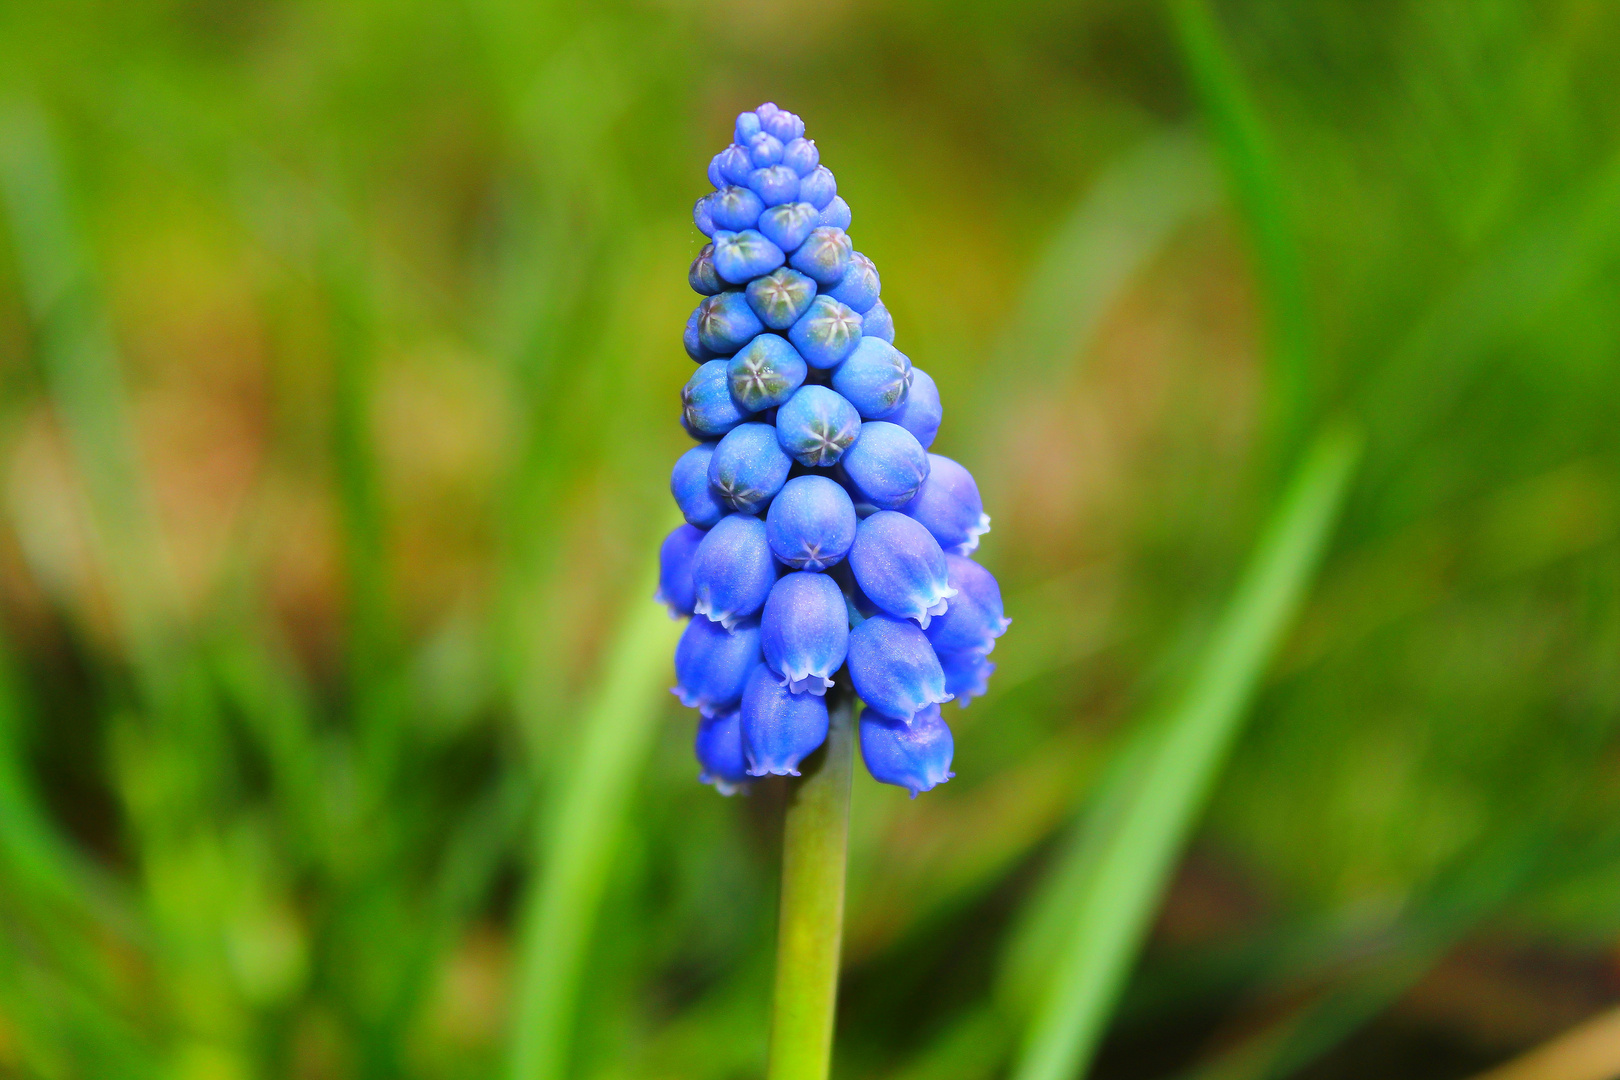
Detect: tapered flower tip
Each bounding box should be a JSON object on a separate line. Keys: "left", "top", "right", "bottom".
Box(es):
{"left": 696, "top": 710, "right": 751, "bottom": 794}
{"left": 693, "top": 194, "right": 716, "bottom": 237}
{"left": 886, "top": 367, "right": 942, "bottom": 449}
{"left": 710, "top": 185, "right": 764, "bottom": 232}
{"left": 827, "top": 252, "right": 881, "bottom": 314}
{"left": 696, "top": 291, "right": 764, "bottom": 356}
{"left": 799, "top": 165, "right": 837, "bottom": 210}
{"left": 759, "top": 105, "right": 805, "bottom": 143}
{"left": 747, "top": 131, "right": 784, "bottom": 167}
{"left": 937, "top": 647, "right": 995, "bottom": 707}
{"left": 861, "top": 299, "right": 895, "bottom": 344}
{"left": 682, "top": 360, "right": 750, "bottom": 439}
{"left": 745, "top": 266, "right": 817, "bottom": 331}
{"left": 673, "top": 615, "right": 762, "bottom": 716}
{"left": 683, "top": 307, "right": 714, "bottom": 363}
{"left": 670, "top": 444, "right": 725, "bottom": 529}
{"left": 782, "top": 137, "right": 819, "bottom": 176}
{"left": 789, "top": 226, "right": 853, "bottom": 287}
{"left": 709, "top": 422, "right": 792, "bottom": 514}
{"left": 789, "top": 294, "right": 863, "bottom": 370}
{"left": 848, "top": 510, "right": 956, "bottom": 628}
{"left": 762, "top": 571, "right": 850, "bottom": 694}
{"left": 712, "top": 229, "right": 786, "bottom": 285}
{"left": 860, "top": 704, "right": 954, "bottom": 796}
{"left": 841, "top": 421, "right": 930, "bottom": 512}
{"left": 901, "top": 454, "right": 989, "bottom": 555}
{"left": 689, "top": 244, "right": 724, "bottom": 296}
{"left": 656, "top": 523, "right": 706, "bottom": 618}
{"left": 742, "top": 662, "right": 830, "bottom": 776}
{"left": 831, "top": 337, "right": 912, "bottom": 419}
{"left": 925, "top": 555, "right": 1009, "bottom": 655}
{"left": 757, "top": 202, "right": 820, "bottom": 256}
{"left": 691, "top": 514, "right": 777, "bottom": 629}
{"left": 728, "top": 334, "right": 807, "bottom": 412}
{"left": 847, "top": 613, "right": 952, "bottom": 722}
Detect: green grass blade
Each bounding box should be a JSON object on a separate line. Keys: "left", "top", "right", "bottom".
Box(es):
{"left": 505, "top": 537, "right": 685, "bottom": 1080}
{"left": 1171, "top": 0, "right": 1315, "bottom": 459}
{"left": 1007, "top": 422, "right": 1361, "bottom": 1080}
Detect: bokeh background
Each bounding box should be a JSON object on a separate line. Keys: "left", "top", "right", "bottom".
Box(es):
{"left": 2, "top": 1, "right": 1620, "bottom": 1078}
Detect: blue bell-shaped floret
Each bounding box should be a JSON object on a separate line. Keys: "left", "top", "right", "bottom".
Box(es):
{"left": 775, "top": 386, "right": 861, "bottom": 468}
{"left": 937, "top": 647, "right": 994, "bottom": 708}
{"left": 696, "top": 710, "right": 751, "bottom": 794}
{"left": 765, "top": 475, "right": 857, "bottom": 571}
{"left": 671, "top": 443, "right": 726, "bottom": 528}
{"left": 831, "top": 337, "right": 911, "bottom": 419}
{"left": 709, "top": 422, "right": 792, "bottom": 513}
{"left": 691, "top": 514, "right": 777, "bottom": 628}
{"left": 657, "top": 523, "right": 705, "bottom": 618}
{"left": 673, "top": 615, "right": 761, "bottom": 716}
{"left": 848, "top": 511, "right": 956, "bottom": 628}
{"left": 860, "top": 704, "right": 954, "bottom": 796}
{"left": 682, "top": 360, "right": 751, "bottom": 439}
{"left": 741, "top": 663, "right": 830, "bottom": 776}
{"left": 841, "top": 421, "right": 930, "bottom": 509}
{"left": 887, "top": 367, "right": 941, "bottom": 449}
{"left": 846, "top": 614, "right": 952, "bottom": 722}
{"left": 902, "top": 454, "right": 990, "bottom": 555}
{"left": 924, "top": 555, "right": 1009, "bottom": 655}
{"left": 761, "top": 571, "right": 850, "bottom": 694}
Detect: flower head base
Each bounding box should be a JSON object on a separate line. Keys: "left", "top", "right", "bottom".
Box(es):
{"left": 665, "top": 103, "right": 1007, "bottom": 795}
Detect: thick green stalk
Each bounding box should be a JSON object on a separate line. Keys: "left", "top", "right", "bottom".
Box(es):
{"left": 767, "top": 694, "right": 856, "bottom": 1080}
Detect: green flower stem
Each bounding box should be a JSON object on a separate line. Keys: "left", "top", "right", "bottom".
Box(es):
{"left": 767, "top": 693, "right": 856, "bottom": 1080}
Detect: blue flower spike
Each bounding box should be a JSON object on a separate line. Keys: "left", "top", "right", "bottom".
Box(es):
{"left": 762, "top": 571, "right": 850, "bottom": 693}
{"left": 848, "top": 511, "right": 957, "bottom": 628}
{"left": 860, "top": 704, "right": 955, "bottom": 796}
{"left": 669, "top": 103, "right": 1004, "bottom": 795}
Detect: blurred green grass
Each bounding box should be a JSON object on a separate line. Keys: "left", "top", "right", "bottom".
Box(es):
{"left": 1, "top": 2, "right": 1619, "bottom": 1079}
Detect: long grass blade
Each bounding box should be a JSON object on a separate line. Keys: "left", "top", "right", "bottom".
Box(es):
{"left": 505, "top": 537, "right": 685, "bottom": 1080}
{"left": 1171, "top": 0, "right": 1315, "bottom": 459}
{"left": 1007, "top": 422, "right": 1361, "bottom": 1080}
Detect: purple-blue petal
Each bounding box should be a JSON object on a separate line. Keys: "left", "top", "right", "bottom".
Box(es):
{"left": 694, "top": 194, "right": 716, "bottom": 237}
{"left": 657, "top": 523, "right": 706, "bottom": 618}
{"left": 689, "top": 243, "right": 724, "bottom": 295}
{"left": 788, "top": 295, "right": 863, "bottom": 369}
{"left": 861, "top": 299, "right": 895, "bottom": 343}
{"left": 748, "top": 165, "right": 800, "bottom": 207}
{"left": 671, "top": 444, "right": 726, "bottom": 528}
{"left": 766, "top": 474, "right": 858, "bottom": 571}
{"left": 775, "top": 385, "right": 861, "bottom": 468}
{"left": 789, "top": 226, "right": 853, "bottom": 286}
{"left": 924, "top": 555, "right": 1009, "bottom": 655}
{"left": 848, "top": 510, "right": 956, "bottom": 627}
{"left": 712, "top": 229, "right": 786, "bottom": 285}
{"left": 717, "top": 144, "right": 753, "bottom": 186}
{"left": 747, "top": 132, "right": 784, "bottom": 167}
{"left": 710, "top": 185, "right": 764, "bottom": 231}
{"left": 728, "top": 334, "right": 807, "bottom": 412}
{"left": 745, "top": 266, "right": 817, "bottom": 330}
{"left": 860, "top": 704, "right": 954, "bottom": 795}
{"left": 684, "top": 306, "right": 715, "bottom": 362}
{"left": 887, "top": 367, "right": 942, "bottom": 449}
{"left": 937, "top": 647, "right": 994, "bottom": 707}
{"left": 841, "top": 421, "right": 930, "bottom": 510}
{"left": 762, "top": 571, "right": 850, "bottom": 694}
{"left": 799, "top": 165, "right": 836, "bottom": 210}
{"left": 709, "top": 422, "right": 792, "bottom": 514}
{"left": 690, "top": 514, "right": 777, "bottom": 627}
{"left": 741, "top": 663, "right": 829, "bottom": 776}
{"left": 734, "top": 113, "right": 762, "bottom": 145}
{"left": 673, "top": 615, "right": 762, "bottom": 715}
{"left": 681, "top": 360, "right": 751, "bottom": 439}
{"left": 696, "top": 710, "right": 751, "bottom": 794}
{"left": 826, "top": 252, "right": 880, "bottom": 313}
{"left": 696, "top": 291, "right": 764, "bottom": 355}
{"left": 782, "top": 137, "right": 819, "bottom": 176}
{"left": 831, "top": 337, "right": 911, "bottom": 419}
{"left": 846, "top": 614, "right": 952, "bottom": 722}
{"left": 756, "top": 202, "right": 820, "bottom": 258}
{"left": 817, "top": 196, "right": 852, "bottom": 231}
{"left": 902, "top": 454, "right": 989, "bottom": 555}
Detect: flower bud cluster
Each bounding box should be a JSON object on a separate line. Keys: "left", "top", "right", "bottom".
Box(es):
{"left": 661, "top": 103, "right": 1006, "bottom": 796}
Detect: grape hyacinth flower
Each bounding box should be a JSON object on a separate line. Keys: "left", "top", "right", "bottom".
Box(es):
{"left": 662, "top": 103, "right": 1005, "bottom": 802}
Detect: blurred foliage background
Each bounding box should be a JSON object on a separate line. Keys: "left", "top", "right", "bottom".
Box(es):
{"left": 2, "top": 1, "right": 1619, "bottom": 1078}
